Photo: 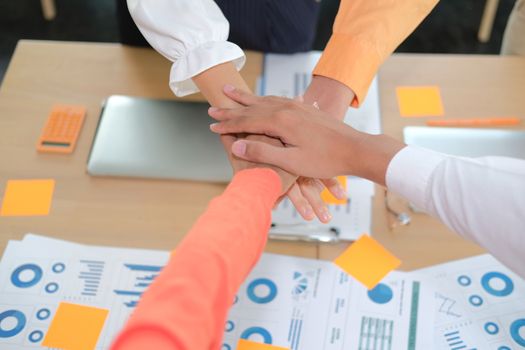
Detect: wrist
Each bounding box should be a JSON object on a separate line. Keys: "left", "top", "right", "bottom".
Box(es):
{"left": 343, "top": 132, "right": 406, "bottom": 187}
{"left": 303, "top": 75, "right": 355, "bottom": 120}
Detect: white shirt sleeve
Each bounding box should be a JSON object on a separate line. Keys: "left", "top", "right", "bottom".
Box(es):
{"left": 127, "top": 0, "right": 246, "bottom": 97}
{"left": 386, "top": 145, "right": 525, "bottom": 278}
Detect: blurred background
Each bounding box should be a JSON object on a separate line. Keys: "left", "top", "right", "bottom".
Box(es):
{"left": 0, "top": 0, "right": 517, "bottom": 84}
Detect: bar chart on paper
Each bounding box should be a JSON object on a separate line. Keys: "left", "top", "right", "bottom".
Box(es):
{"left": 113, "top": 263, "right": 163, "bottom": 308}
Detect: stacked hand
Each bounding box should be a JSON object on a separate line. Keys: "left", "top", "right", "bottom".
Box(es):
{"left": 210, "top": 86, "right": 406, "bottom": 190}
{"left": 215, "top": 87, "right": 349, "bottom": 223}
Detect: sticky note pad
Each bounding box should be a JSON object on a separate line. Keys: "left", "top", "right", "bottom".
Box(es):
{"left": 333, "top": 234, "right": 401, "bottom": 289}
{"left": 396, "top": 86, "right": 444, "bottom": 117}
{"left": 237, "top": 339, "right": 289, "bottom": 350}
{"left": 321, "top": 176, "right": 347, "bottom": 205}
{"left": 43, "top": 302, "right": 108, "bottom": 350}
{"left": 0, "top": 179, "right": 55, "bottom": 216}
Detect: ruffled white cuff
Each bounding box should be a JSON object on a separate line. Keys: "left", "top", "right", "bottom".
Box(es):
{"left": 169, "top": 41, "right": 246, "bottom": 97}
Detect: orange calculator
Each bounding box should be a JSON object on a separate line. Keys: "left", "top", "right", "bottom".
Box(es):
{"left": 37, "top": 104, "right": 86, "bottom": 154}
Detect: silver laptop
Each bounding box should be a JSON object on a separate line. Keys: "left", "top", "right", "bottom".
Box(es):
{"left": 87, "top": 95, "right": 232, "bottom": 182}
{"left": 404, "top": 126, "right": 525, "bottom": 159}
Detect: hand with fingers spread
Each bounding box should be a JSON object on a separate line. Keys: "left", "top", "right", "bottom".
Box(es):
{"left": 209, "top": 86, "right": 406, "bottom": 187}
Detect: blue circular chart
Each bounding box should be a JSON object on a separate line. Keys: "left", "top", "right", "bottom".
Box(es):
{"left": 225, "top": 320, "right": 235, "bottom": 332}
{"left": 0, "top": 310, "right": 26, "bottom": 338}
{"left": 457, "top": 275, "right": 471, "bottom": 287}
{"left": 481, "top": 272, "right": 514, "bottom": 297}
{"left": 468, "top": 295, "right": 483, "bottom": 307}
{"left": 29, "top": 330, "right": 43, "bottom": 343}
{"left": 498, "top": 346, "right": 511, "bottom": 350}
{"left": 52, "top": 262, "right": 65, "bottom": 273}
{"left": 45, "top": 282, "right": 59, "bottom": 294}
{"left": 10, "top": 264, "right": 43, "bottom": 288}
{"left": 241, "top": 327, "right": 273, "bottom": 344}
{"left": 367, "top": 283, "right": 393, "bottom": 304}
{"left": 510, "top": 319, "right": 525, "bottom": 347}
{"left": 484, "top": 322, "right": 499, "bottom": 335}
{"left": 247, "top": 279, "right": 277, "bottom": 304}
{"left": 222, "top": 344, "right": 231, "bottom": 350}
{"left": 36, "top": 308, "right": 51, "bottom": 321}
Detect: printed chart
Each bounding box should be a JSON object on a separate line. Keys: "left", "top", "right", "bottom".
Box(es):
{"left": 418, "top": 254, "right": 525, "bottom": 350}
{"left": 0, "top": 234, "right": 433, "bottom": 349}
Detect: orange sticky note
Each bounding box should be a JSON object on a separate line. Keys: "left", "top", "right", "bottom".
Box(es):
{"left": 396, "top": 86, "right": 444, "bottom": 117}
{"left": 0, "top": 179, "right": 55, "bottom": 216}
{"left": 43, "top": 302, "right": 109, "bottom": 350}
{"left": 333, "top": 234, "right": 401, "bottom": 289}
{"left": 237, "top": 339, "right": 289, "bottom": 350}
{"left": 321, "top": 176, "right": 347, "bottom": 205}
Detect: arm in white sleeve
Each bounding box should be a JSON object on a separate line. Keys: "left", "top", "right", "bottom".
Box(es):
{"left": 386, "top": 146, "right": 525, "bottom": 278}
{"left": 127, "top": 0, "right": 245, "bottom": 96}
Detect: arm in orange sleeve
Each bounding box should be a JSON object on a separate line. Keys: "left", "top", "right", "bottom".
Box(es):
{"left": 313, "top": 0, "right": 439, "bottom": 106}
{"left": 110, "top": 168, "right": 282, "bottom": 350}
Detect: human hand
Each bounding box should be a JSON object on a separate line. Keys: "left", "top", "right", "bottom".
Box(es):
{"left": 222, "top": 132, "right": 341, "bottom": 223}
{"left": 221, "top": 133, "right": 295, "bottom": 195}
{"left": 209, "top": 87, "right": 405, "bottom": 186}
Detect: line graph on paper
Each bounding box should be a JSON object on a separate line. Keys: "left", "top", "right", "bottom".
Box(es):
{"left": 436, "top": 293, "right": 462, "bottom": 318}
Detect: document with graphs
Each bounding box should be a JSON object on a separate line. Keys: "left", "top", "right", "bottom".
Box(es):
{"left": 417, "top": 254, "right": 525, "bottom": 350}
{"left": 0, "top": 234, "right": 433, "bottom": 349}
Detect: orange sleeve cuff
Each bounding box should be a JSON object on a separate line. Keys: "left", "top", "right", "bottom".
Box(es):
{"left": 313, "top": 33, "right": 383, "bottom": 108}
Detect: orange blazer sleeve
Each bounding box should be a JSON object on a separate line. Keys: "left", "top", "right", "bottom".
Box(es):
{"left": 313, "top": 0, "right": 439, "bottom": 106}
{"left": 110, "top": 168, "right": 281, "bottom": 350}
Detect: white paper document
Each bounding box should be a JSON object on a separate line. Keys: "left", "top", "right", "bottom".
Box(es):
{"left": 270, "top": 177, "right": 373, "bottom": 242}
{"left": 0, "top": 234, "right": 434, "bottom": 350}
{"left": 417, "top": 254, "right": 525, "bottom": 350}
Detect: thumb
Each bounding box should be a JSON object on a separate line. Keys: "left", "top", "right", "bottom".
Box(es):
{"left": 232, "top": 140, "right": 290, "bottom": 170}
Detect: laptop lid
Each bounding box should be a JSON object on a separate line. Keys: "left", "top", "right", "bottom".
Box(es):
{"left": 87, "top": 95, "right": 232, "bottom": 182}
{"left": 404, "top": 126, "right": 525, "bottom": 159}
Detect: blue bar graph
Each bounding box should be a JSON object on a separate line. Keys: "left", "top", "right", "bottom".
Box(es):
{"left": 114, "top": 263, "right": 164, "bottom": 307}
{"left": 124, "top": 264, "right": 163, "bottom": 272}
{"left": 443, "top": 330, "right": 475, "bottom": 350}
{"left": 78, "top": 260, "right": 105, "bottom": 297}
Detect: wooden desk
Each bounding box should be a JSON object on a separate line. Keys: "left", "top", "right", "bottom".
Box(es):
{"left": 320, "top": 54, "right": 525, "bottom": 269}
{"left": 0, "top": 40, "right": 316, "bottom": 258}
{"left": 1, "top": 41, "right": 524, "bottom": 269}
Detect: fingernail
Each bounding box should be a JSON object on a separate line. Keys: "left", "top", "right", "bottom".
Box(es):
{"left": 320, "top": 208, "right": 332, "bottom": 223}
{"left": 334, "top": 186, "right": 346, "bottom": 199}
{"left": 302, "top": 206, "right": 314, "bottom": 220}
{"left": 224, "top": 84, "right": 235, "bottom": 93}
{"left": 209, "top": 123, "right": 219, "bottom": 131}
{"left": 208, "top": 106, "right": 219, "bottom": 113}
{"left": 231, "top": 140, "right": 246, "bottom": 156}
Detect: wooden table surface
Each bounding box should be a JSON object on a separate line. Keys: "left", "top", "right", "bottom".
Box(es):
{"left": 0, "top": 40, "right": 524, "bottom": 270}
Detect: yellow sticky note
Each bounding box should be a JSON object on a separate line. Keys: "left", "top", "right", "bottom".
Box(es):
{"left": 321, "top": 176, "right": 347, "bottom": 205}
{"left": 237, "top": 339, "right": 289, "bottom": 350}
{"left": 0, "top": 179, "right": 55, "bottom": 216}
{"left": 333, "top": 234, "right": 401, "bottom": 290}
{"left": 43, "top": 302, "right": 108, "bottom": 350}
{"left": 396, "top": 86, "right": 444, "bottom": 117}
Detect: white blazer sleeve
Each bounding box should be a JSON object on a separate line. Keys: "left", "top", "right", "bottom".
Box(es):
{"left": 127, "top": 0, "right": 246, "bottom": 97}
{"left": 386, "top": 146, "right": 525, "bottom": 278}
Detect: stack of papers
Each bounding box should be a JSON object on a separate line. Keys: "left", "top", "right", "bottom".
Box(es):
{"left": 0, "top": 234, "right": 433, "bottom": 349}
{"left": 259, "top": 52, "right": 381, "bottom": 241}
